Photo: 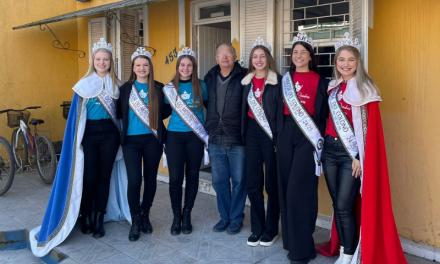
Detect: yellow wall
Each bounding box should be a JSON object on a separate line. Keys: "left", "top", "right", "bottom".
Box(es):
{"left": 368, "top": 0, "right": 440, "bottom": 247}
{"left": 0, "top": 0, "right": 79, "bottom": 143}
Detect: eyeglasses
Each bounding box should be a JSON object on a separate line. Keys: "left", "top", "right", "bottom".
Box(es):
{"left": 216, "top": 53, "right": 235, "bottom": 58}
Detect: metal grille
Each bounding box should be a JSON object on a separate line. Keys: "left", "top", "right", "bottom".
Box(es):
{"left": 281, "top": 0, "right": 350, "bottom": 77}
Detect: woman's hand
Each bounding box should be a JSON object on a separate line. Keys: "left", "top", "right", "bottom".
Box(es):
{"left": 352, "top": 159, "right": 362, "bottom": 178}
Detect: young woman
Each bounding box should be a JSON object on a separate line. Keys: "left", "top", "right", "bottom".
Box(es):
{"left": 317, "top": 33, "right": 407, "bottom": 264}
{"left": 241, "top": 37, "right": 282, "bottom": 247}
{"left": 117, "top": 47, "right": 171, "bottom": 241}
{"left": 276, "top": 32, "right": 329, "bottom": 263}
{"left": 29, "top": 38, "right": 130, "bottom": 257}
{"left": 163, "top": 47, "right": 208, "bottom": 236}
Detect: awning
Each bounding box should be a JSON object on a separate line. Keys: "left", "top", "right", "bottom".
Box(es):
{"left": 13, "top": 0, "right": 169, "bottom": 30}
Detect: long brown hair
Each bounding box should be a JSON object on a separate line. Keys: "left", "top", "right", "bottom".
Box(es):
{"left": 82, "top": 48, "right": 120, "bottom": 95}
{"left": 247, "top": 46, "right": 279, "bottom": 87}
{"left": 128, "top": 56, "right": 159, "bottom": 130}
{"left": 289, "top": 42, "right": 319, "bottom": 74}
{"left": 172, "top": 55, "right": 203, "bottom": 110}
{"left": 333, "top": 46, "right": 380, "bottom": 100}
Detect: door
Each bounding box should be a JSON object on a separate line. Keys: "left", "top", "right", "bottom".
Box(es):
{"left": 197, "top": 24, "right": 231, "bottom": 79}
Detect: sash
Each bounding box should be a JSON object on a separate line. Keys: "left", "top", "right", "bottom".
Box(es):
{"left": 129, "top": 85, "right": 158, "bottom": 139}
{"left": 282, "top": 73, "right": 324, "bottom": 176}
{"left": 163, "top": 83, "right": 209, "bottom": 165}
{"left": 328, "top": 86, "right": 359, "bottom": 160}
{"left": 247, "top": 85, "right": 273, "bottom": 139}
{"left": 96, "top": 89, "right": 118, "bottom": 128}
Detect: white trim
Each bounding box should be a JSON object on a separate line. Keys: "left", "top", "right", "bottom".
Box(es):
{"left": 266, "top": 0, "right": 275, "bottom": 57}
{"left": 276, "top": 0, "right": 283, "bottom": 72}
{"left": 179, "top": 0, "right": 186, "bottom": 48}
{"left": 143, "top": 6, "right": 149, "bottom": 46}
{"left": 362, "top": 0, "right": 369, "bottom": 70}
{"left": 230, "top": 0, "right": 239, "bottom": 43}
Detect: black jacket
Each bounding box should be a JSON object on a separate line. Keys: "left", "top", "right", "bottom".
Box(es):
{"left": 279, "top": 72, "right": 329, "bottom": 136}
{"left": 116, "top": 81, "right": 171, "bottom": 146}
{"left": 204, "top": 62, "right": 248, "bottom": 146}
{"left": 241, "top": 71, "right": 283, "bottom": 146}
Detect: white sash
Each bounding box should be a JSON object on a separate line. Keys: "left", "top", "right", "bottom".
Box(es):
{"left": 247, "top": 85, "right": 273, "bottom": 139}
{"left": 96, "top": 89, "right": 118, "bottom": 128}
{"left": 282, "top": 72, "right": 324, "bottom": 176}
{"left": 163, "top": 82, "right": 209, "bottom": 165}
{"left": 328, "top": 86, "right": 359, "bottom": 160}
{"left": 129, "top": 85, "right": 158, "bottom": 139}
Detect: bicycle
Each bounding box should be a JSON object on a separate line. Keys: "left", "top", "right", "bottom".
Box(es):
{"left": 2, "top": 106, "right": 57, "bottom": 184}
{"left": 0, "top": 133, "right": 15, "bottom": 195}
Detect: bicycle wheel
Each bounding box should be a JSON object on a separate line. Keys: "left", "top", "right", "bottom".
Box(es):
{"left": 11, "top": 128, "right": 28, "bottom": 169}
{"left": 36, "top": 136, "right": 56, "bottom": 184}
{"left": 0, "top": 137, "right": 15, "bottom": 195}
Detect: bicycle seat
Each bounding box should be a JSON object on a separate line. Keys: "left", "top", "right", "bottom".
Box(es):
{"left": 29, "top": 119, "right": 44, "bottom": 125}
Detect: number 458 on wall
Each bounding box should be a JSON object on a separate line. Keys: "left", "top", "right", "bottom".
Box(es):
{"left": 165, "top": 47, "right": 178, "bottom": 65}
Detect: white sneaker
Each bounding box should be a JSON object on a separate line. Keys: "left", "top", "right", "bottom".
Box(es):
{"left": 259, "top": 234, "right": 278, "bottom": 247}
{"left": 247, "top": 233, "right": 261, "bottom": 247}
{"left": 341, "top": 253, "right": 353, "bottom": 264}
{"left": 334, "top": 246, "right": 344, "bottom": 264}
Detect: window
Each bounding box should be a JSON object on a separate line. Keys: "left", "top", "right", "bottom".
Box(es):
{"left": 281, "top": 0, "right": 350, "bottom": 78}
{"left": 194, "top": 0, "right": 231, "bottom": 24}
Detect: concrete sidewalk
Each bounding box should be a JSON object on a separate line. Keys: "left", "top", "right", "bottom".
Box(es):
{"left": 0, "top": 170, "right": 433, "bottom": 264}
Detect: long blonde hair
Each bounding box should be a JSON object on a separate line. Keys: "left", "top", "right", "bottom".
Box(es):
{"left": 333, "top": 46, "right": 380, "bottom": 99}
{"left": 82, "top": 48, "right": 120, "bottom": 94}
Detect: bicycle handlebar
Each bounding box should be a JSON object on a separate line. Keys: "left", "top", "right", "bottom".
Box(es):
{"left": 0, "top": 106, "right": 41, "bottom": 114}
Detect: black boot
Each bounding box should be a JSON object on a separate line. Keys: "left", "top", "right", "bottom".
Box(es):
{"left": 141, "top": 209, "right": 153, "bottom": 234}
{"left": 93, "top": 211, "right": 105, "bottom": 238}
{"left": 129, "top": 214, "right": 141, "bottom": 242}
{"left": 81, "top": 212, "right": 93, "bottom": 234}
{"left": 181, "top": 208, "right": 192, "bottom": 234}
{"left": 170, "top": 209, "right": 182, "bottom": 236}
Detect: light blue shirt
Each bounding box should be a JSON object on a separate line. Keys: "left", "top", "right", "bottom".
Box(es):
{"left": 127, "top": 81, "right": 152, "bottom": 136}
{"left": 86, "top": 97, "right": 110, "bottom": 120}
{"left": 165, "top": 80, "right": 208, "bottom": 132}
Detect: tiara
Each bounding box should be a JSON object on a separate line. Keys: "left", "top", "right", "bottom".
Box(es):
{"left": 252, "top": 37, "right": 272, "bottom": 52}
{"left": 335, "top": 32, "right": 361, "bottom": 52}
{"left": 131, "top": 47, "right": 152, "bottom": 61}
{"left": 92, "top": 38, "right": 113, "bottom": 53}
{"left": 177, "top": 47, "right": 196, "bottom": 58}
{"left": 292, "top": 31, "right": 315, "bottom": 48}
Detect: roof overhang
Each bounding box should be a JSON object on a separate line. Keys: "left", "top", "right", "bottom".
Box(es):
{"left": 13, "top": 0, "right": 169, "bottom": 30}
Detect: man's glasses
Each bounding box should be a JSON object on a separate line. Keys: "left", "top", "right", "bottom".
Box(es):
{"left": 216, "top": 53, "right": 234, "bottom": 58}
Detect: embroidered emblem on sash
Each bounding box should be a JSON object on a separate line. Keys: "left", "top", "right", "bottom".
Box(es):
{"left": 96, "top": 89, "right": 118, "bottom": 128}
{"left": 282, "top": 72, "right": 324, "bottom": 176}
{"left": 254, "top": 88, "right": 262, "bottom": 98}
{"left": 163, "top": 83, "right": 209, "bottom": 165}
{"left": 328, "top": 86, "right": 359, "bottom": 159}
{"left": 129, "top": 85, "right": 158, "bottom": 139}
{"left": 247, "top": 85, "right": 273, "bottom": 139}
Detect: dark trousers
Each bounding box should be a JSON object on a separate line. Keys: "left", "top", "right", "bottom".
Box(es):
{"left": 323, "top": 135, "right": 360, "bottom": 255}
{"left": 81, "top": 119, "right": 120, "bottom": 214}
{"left": 245, "top": 119, "right": 279, "bottom": 237}
{"left": 166, "top": 131, "right": 204, "bottom": 210}
{"left": 122, "top": 134, "right": 162, "bottom": 215}
{"left": 276, "top": 116, "right": 318, "bottom": 261}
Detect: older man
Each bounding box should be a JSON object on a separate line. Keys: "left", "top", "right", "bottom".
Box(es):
{"left": 204, "top": 43, "right": 247, "bottom": 234}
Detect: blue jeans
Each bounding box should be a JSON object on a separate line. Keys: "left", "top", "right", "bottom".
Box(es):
{"left": 209, "top": 143, "right": 246, "bottom": 224}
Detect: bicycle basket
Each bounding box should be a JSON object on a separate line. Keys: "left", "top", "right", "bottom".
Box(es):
{"left": 62, "top": 101, "right": 71, "bottom": 120}
{"left": 7, "top": 110, "right": 30, "bottom": 128}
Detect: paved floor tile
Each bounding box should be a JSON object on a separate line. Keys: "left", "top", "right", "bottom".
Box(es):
{"left": 0, "top": 248, "right": 43, "bottom": 263}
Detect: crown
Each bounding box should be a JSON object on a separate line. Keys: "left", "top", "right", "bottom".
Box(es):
{"left": 92, "top": 38, "right": 113, "bottom": 53}
{"left": 131, "top": 47, "right": 152, "bottom": 61}
{"left": 335, "top": 32, "right": 361, "bottom": 52}
{"left": 291, "top": 31, "right": 315, "bottom": 48}
{"left": 181, "top": 91, "right": 191, "bottom": 100}
{"left": 251, "top": 37, "right": 272, "bottom": 52}
{"left": 177, "top": 47, "right": 196, "bottom": 58}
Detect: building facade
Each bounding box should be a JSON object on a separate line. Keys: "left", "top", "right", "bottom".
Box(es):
{"left": 1, "top": 0, "right": 439, "bottom": 259}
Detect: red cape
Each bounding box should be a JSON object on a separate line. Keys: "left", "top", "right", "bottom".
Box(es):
{"left": 316, "top": 102, "right": 407, "bottom": 264}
